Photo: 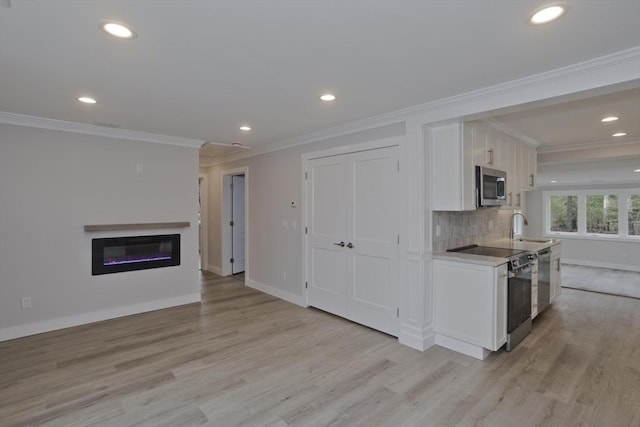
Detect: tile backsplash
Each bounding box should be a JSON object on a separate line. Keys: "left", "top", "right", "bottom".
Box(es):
{"left": 433, "top": 209, "right": 513, "bottom": 253}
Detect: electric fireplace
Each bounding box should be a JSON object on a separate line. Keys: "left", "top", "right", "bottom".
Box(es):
{"left": 92, "top": 234, "right": 180, "bottom": 275}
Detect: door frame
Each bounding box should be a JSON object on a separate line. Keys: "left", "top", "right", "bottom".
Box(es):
{"left": 301, "top": 136, "right": 402, "bottom": 306}
{"left": 221, "top": 166, "right": 249, "bottom": 277}
{"left": 199, "top": 172, "right": 209, "bottom": 271}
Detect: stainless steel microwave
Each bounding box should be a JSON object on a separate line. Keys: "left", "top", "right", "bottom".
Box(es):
{"left": 476, "top": 166, "right": 507, "bottom": 207}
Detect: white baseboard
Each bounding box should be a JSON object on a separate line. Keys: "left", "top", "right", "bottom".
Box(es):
{"left": 563, "top": 259, "right": 640, "bottom": 273}
{"left": 205, "top": 264, "right": 223, "bottom": 275}
{"left": 0, "top": 293, "right": 201, "bottom": 342}
{"left": 398, "top": 323, "right": 436, "bottom": 351}
{"left": 435, "top": 334, "right": 491, "bottom": 360}
{"left": 245, "top": 278, "right": 306, "bottom": 307}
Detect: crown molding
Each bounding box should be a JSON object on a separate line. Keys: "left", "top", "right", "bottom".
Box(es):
{"left": 537, "top": 137, "right": 640, "bottom": 154}
{"left": 0, "top": 112, "right": 205, "bottom": 149}
{"left": 201, "top": 47, "right": 640, "bottom": 165}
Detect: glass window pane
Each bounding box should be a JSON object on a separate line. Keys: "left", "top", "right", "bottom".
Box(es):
{"left": 586, "top": 195, "right": 618, "bottom": 234}
{"left": 550, "top": 195, "right": 578, "bottom": 232}
{"left": 628, "top": 194, "right": 640, "bottom": 236}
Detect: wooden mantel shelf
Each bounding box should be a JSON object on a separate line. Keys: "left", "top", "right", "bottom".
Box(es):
{"left": 84, "top": 222, "right": 190, "bottom": 232}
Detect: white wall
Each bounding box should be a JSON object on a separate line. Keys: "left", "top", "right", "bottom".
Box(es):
{"left": 0, "top": 124, "right": 201, "bottom": 340}
{"left": 525, "top": 189, "right": 640, "bottom": 271}
{"left": 204, "top": 123, "right": 405, "bottom": 302}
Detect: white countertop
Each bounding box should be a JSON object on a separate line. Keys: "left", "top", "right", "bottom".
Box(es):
{"left": 432, "top": 252, "right": 508, "bottom": 267}
{"left": 487, "top": 238, "right": 560, "bottom": 252}
{"left": 433, "top": 238, "right": 560, "bottom": 266}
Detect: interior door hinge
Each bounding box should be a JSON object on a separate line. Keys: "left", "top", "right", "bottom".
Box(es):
{"left": 397, "top": 161, "right": 399, "bottom": 172}
{"left": 305, "top": 226, "right": 308, "bottom": 234}
{"left": 230, "top": 258, "right": 235, "bottom": 264}
{"left": 305, "top": 172, "right": 308, "bottom": 180}
{"left": 397, "top": 308, "right": 399, "bottom": 318}
{"left": 397, "top": 235, "right": 400, "bottom": 245}
{"left": 305, "top": 281, "right": 308, "bottom": 289}
{"left": 230, "top": 220, "right": 234, "bottom": 227}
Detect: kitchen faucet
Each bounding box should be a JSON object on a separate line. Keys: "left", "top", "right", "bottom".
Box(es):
{"left": 510, "top": 212, "right": 529, "bottom": 239}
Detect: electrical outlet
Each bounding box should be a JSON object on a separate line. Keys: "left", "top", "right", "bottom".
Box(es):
{"left": 21, "top": 296, "right": 31, "bottom": 309}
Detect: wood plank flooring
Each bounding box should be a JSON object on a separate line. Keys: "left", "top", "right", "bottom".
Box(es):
{"left": 1, "top": 271, "right": 639, "bottom": 426}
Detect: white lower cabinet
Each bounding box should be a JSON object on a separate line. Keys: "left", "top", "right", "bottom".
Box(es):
{"left": 434, "top": 260, "right": 508, "bottom": 360}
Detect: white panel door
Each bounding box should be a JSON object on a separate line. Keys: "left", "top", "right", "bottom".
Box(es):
{"left": 346, "top": 146, "right": 399, "bottom": 336}
{"left": 306, "top": 146, "right": 399, "bottom": 336}
{"left": 307, "top": 156, "right": 348, "bottom": 318}
{"left": 231, "top": 175, "right": 245, "bottom": 274}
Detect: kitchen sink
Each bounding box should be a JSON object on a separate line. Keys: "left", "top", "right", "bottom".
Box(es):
{"left": 516, "top": 238, "right": 554, "bottom": 244}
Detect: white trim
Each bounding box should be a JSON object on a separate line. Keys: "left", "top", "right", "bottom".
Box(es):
{"left": 398, "top": 324, "right": 436, "bottom": 352}
{"left": 220, "top": 166, "right": 249, "bottom": 277}
{"left": 199, "top": 173, "right": 209, "bottom": 272}
{"left": 537, "top": 137, "right": 640, "bottom": 154}
{"left": 204, "top": 47, "right": 640, "bottom": 165}
{"left": 563, "top": 259, "right": 640, "bottom": 273}
{"left": 300, "top": 135, "right": 402, "bottom": 162}
{"left": 206, "top": 265, "right": 223, "bottom": 276}
{"left": 0, "top": 293, "right": 201, "bottom": 342}
{"left": 435, "top": 334, "right": 492, "bottom": 360}
{"left": 0, "top": 112, "right": 205, "bottom": 148}
{"left": 246, "top": 278, "right": 307, "bottom": 307}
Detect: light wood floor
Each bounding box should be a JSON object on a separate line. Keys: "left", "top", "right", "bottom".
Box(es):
{"left": 562, "top": 264, "right": 640, "bottom": 299}
{"left": 1, "top": 272, "right": 639, "bottom": 427}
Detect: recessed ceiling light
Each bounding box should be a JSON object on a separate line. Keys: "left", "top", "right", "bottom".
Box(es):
{"left": 239, "top": 126, "right": 251, "bottom": 131}
{"left": 612, "top": 132, "right": 627, "bottom": 137}
{"left": 530, "top": 5, "right": 565, "bottom": 24}
{"left": 78, "top": 96, "right": 97, "bottom": 104}
{"left": 601, "top": 116, "right": 619, "bottom": 122}
{"left": 320, "top": 94, "right": 336, "bottom": 102}
{"left": 102, "top": 22, "right": 135, "bottom": 39}
{"left": 634, "top": 169, "right": 640, "bottom": 173}
{"left": 550, "top": 180, "right": 557, "bottom": 183}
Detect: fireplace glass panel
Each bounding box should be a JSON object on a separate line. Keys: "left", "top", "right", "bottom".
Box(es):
{"left": 92, "top": 234, "right": 180, "bottom": 275}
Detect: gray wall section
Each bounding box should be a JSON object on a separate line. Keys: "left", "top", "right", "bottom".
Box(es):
{"left": 0, "top": 124, "right": 200, "bottom": 334}
{"left": 204, "top": 123, "right": 405, "bottom": 298}
{"left": 525, "top": 190, "right": 640, "bottom": 270}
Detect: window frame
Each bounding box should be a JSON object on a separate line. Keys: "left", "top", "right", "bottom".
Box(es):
{"left": 543, "top": 189, "right": 640, "bottom": 242}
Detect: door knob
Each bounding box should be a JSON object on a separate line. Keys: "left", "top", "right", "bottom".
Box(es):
{"left": 346, "top": 242, "right": 354, "bottom": 249}
{"left": 333, "top": 241, "right": 345, "bottom": 247}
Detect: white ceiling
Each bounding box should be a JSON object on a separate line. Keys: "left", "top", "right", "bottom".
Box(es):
{"left": 1, "top": 0, "right": 640, "bottom": 158}
{"left": 491, "top": 87, "right": 640, "bottom": 149}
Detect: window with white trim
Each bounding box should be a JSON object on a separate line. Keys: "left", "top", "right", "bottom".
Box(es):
{"left": 544, "top": 189, "right": 640, "bottom": 240}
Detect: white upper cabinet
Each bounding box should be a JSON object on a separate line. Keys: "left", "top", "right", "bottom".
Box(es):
{"left": 430, "top": 122, "right": 476, "bottom": 211}
{"left": 429, "top": 120, "right": 538, "bottom": 212}
{"left": 523, "top": 145, "right": 537, "bottom": 190}
{"left": 472, "top": 125, "right": 506, "bottom": 171}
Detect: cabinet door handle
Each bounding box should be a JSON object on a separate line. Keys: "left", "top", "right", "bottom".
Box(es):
{"left": 487, "top": 149, "right": 494, "bottom": 165}
{"left": 333, "top": 241, "right": 345, "bottom": 247}
{"left": 529, "top": 174, "right": 535, "bottom": 187}
{"left": 508, "top": 192, "right": 512, "bottom": 207}
{"left": 516, "top": 193, "right": 521, "bottom": 207}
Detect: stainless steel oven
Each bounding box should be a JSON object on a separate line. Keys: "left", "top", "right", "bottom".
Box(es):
{"left": 506, "top": 253, "right": 534, "bottom": 351}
